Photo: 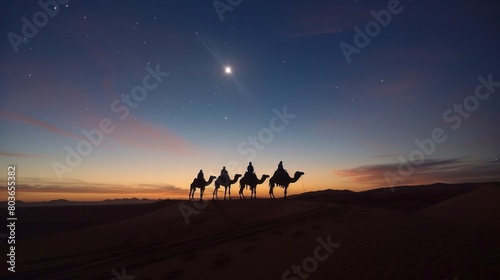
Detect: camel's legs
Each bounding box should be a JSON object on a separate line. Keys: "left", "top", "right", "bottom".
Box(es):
{"left": 239, "top": 185, "right": 246, "bottom": 199}
{"left": 212, "top": 186, "right": 217, "bottom": 200}
{"left": 200, "top": 187, "right": 204, "bottom": 201}
{"left": 284, "top": 186, "right": 288, "bottom": 200}
{"left": 269, "top": 186, "right": 276, "bottom": 199}
{"left": 224, "top": 186, "right": 231, "bottom": 200}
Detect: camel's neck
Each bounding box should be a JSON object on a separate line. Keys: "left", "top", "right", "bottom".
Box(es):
{"left": 258, "top": 176, "right": 268, "bottom": 184}
{"left": 230, "top": 176, "right": 240, "bottom": 184}
{"left": 206, "top": 177, "right": 215, "bottom": 185}
{"left": 291, "top": 174, "right": 302, "bottom": 183}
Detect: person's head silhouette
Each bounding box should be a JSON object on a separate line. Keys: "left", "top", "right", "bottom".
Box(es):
{"left": 247, "top": 162, "right": 254, "bottom": 173}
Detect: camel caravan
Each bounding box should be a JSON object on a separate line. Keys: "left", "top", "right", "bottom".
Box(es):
{"left": 189, "top": 161, "right": 304, "bottom": 201}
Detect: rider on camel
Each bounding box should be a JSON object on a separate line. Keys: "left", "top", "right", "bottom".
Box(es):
{"left": 197, "top": 169, "right": 205, "bottom": 182}
{"left": 220, "top": 166, "right": 229, "bottom": 183}
{"left": 276, "top": 161, "right": 287, "bottom": 180}
{"left": 245, "top": 162, "right": 256, "bottom": 182}
{"left": 278, "top": 161, "right": 284, "bottom": 172}
{"left": 247, "top": 162, "right": 254, "bottom": 174}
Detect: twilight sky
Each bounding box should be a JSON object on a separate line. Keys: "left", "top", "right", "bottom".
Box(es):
{"left": 1, "top": 0, "right": 500, "bottom": 201}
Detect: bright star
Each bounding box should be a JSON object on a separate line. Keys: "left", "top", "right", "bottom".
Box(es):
{"left": 225, "top": 66, "right": 232, "bottom": 74}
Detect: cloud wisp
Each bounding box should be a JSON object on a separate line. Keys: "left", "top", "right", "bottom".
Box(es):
{"left": 333, "top": 158, "right": 500, "bottom": 189}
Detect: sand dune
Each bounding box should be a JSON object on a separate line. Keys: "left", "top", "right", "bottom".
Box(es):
{"left": 5, "top": 183, "right": 500, "bottom": 279}
{"left": 419, "top": 185, "right": 500, "bottom": 232}
{"left": 18, "top": 200, "right": 328, "bottom": 262}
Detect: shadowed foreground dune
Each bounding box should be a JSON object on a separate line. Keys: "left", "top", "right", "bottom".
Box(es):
{"left": 419, "top": 185, "right": 500, "bottom": 232}
{"left": 2, "top": 183, "right": 500, "bottom": 279}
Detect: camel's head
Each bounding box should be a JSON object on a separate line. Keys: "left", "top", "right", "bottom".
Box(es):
{"left": 209, "top": 176, "right": 217, "bottom": 180}
{"left": 235, "top": 174, "right": 242, "bottom": 178}
{"left": 295, "top": 171, "right": 305, "bottom": 177}
{"left": 262, "top": 174, "right": 270, "bottom": 179}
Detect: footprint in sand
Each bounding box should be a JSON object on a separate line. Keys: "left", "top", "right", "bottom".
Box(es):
{"left": 209, "top": 253, "right": 232, "bottom": 269}
{"left": 242, "top": 246, "right": 256, "bottom": 253}
{"left": 163, "top": 268, "right": 184, "bottom": 279}
{"left": 268, "top": 230, "right": 284, "bottom": 236}
{"left": 183, "top": 253, "right": 198, "bottom": 261}
{"left": 247, "top": 236, "right": 262, "bottom": 242}
{"left": 310, "top": 224, "right": 323, "bottom": 230}
{"left": 291, "top": 231, "right": 306, "bottom": 238}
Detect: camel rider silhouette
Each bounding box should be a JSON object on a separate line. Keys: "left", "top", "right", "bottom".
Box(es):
{"left": 197, "top": 169, "right": 205, "bottom": 183}
{"left": 246, "top": 162, "right": 257, "bottom": 181}
{"left": 278, "top": 161, "right": 284, "bottom": 171}
{"left": 276, "top": 161, "right": 287, "bottom": 181}
{"left": 247, "top": 162, "right": 254, "bottom": 173}
{"left": 220, "top": 166, "right": 229, "bottom": 184}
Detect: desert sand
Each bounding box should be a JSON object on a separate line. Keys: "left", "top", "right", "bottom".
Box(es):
{"left": 2, "top": 182, "right": 500, "bottom": 279}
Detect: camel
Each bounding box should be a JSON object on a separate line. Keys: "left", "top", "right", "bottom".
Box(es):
{"left": 189, "top": 176, "right": 216, "bottom": 201}
{"left": 239, "top": 173, "right": 270, "bottom": 199}
{"left": 213, "top": 174, "right": 242, "bottom": 200}
{"left": 269, "top": 171, "right": 304, "bottom": 199}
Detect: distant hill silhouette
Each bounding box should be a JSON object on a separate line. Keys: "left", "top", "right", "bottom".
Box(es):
{"left": 290, "top": 182, "right": 500, "bottom": 212}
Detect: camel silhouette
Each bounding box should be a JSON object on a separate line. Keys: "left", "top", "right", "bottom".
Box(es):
{"left": 189, "top": 175, "right": 216, "bottom": 201}
{"left": 269, "top": 171, "right": 304, "bottom": 199}
{"left": 239, "top": 173, "right": 270, "bottom": 199}
{"left": 213, "top": 174, "right": 242, "bottom": 200}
